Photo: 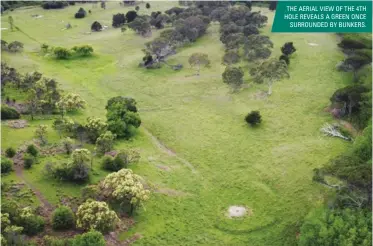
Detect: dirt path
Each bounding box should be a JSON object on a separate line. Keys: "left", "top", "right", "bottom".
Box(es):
{"left": 142, "top": 126, "right": 197, "bottom": 173}
{"left": 13, "top": 152, "right": 54, "bottom": 216}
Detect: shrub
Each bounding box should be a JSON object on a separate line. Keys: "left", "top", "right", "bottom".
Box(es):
{"left": 18, "top": 207, "right": 45, "bottom": 236}
{"left": 23, "top": 154, "right": 35, "bottom": 169}
{"left": 1, "top": 157, "right": 13, "bottom": 173}
{"left": 52, "top": 206, "right": 75, "bottom": 230}
{"left": 62, "top": 137, "right": 74, "bottom": 154}
{"left": 75, "top": 7, "right": 86, "bottom": 19}
{"left": 76, "top": 200, "right": 118, "bottom": 233}
{"left": 245, "top": 111, "right": 262, "bottom": 126}
{"left": 42, "top": 1, "right": 68, "bottom": 9}
{"left": 91, "top": 21, "right": 102, "bottom": 32}
{"left": 101, "top": 155, "right": 114, "bottom": 171}
{"left": 54, "top": 47, "right": 72, "bottom": 59}
{"left": 43, "top": 235, "right": 73, "bottom": 246}
{"left": 279, "top": 55, "right": 290, "bottom": 65}
{"left": 101, "top": 154, "right": 126, "bottom": 172}
{"left": 112, "top": 13, "right": 126, "bottom": 27}
{"left": 26, "top": 144, "right": 39, "bottom": 157}
{"left": 72, "top": 230, "right": 105, "bottom": 246}
{"left": 1, "top": 104, "right": 20, "bottom": 119}
{"left": 81, "top": 185, "right": 99, "bottom": 201}
{"left": 281, "top": 42, "right": 296, "bottom": 56}
{"left": 135, "top": 6, "right": 139, "bottom": 11}
{"left": 5, "top": 147, "right": 16, "bottom": 158}
{"left": 222, "top": 66, "right": 244, "bottom": 90}
{"left": 95, "top": 131, "right": 115, "bottom": 155}
{"left": 71, "top": 45, "right": 93, "bottom": 56}
{"left": 146, "top": 3, "right": 150, "bottom": 8}
{"left": 126, "top": 10, "right": 137, "bottom": 23}
{"left": 8, "top": 41, "right": 24, "bottom": 52}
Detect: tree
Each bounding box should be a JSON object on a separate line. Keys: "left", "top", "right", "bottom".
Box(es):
{"left": 106, "top": 97, "right": 141, "bottom": 139}
{"left": 100, "top": 169, "right": 150, "bottom": 214}
{"left": 221, "top": 33, "right": 245, "bottom": 50}
{"left": 146, "top": 3, "right": 150, "bottom": 9}
{"left": 299, "top": 208, "right": 372, "bottom": 246}
{"left": 91, "top": 21, "right": 103, "bottom": 31}
{"left": 24, "top": 153, "right": 35, "bottom": 169}
{"left": 75, "top": 8, "right": 87, "bottom": 18}
{"left": 128, "top": 16, "right": 151, "bottom": 36}
{"left": 279, "top": 55, "right": 290, "bottom": 65}
{"left": 5, "top": 147, "right": 16, "bottom": 158}
{"left": 7, "top": 41, "right": 23, "bottom": 52}
{"left": 223, "top": 50, "right": 240, "bottom": 65}
{"left": 250, "top": 58, "right": 289, "bottom": 95}
{"left": 175, "top": 16, "right": 209, "bottom": 42}
{"left": 35, "top": 125, "right": 48, "bottom": 145}
{"left": 26, "top": 144, "right": 39, "bottom": 157}
{"left": 343, "top": 55, "right": 371, "bottom": 82}
{"left": 100, "top": 1, "right": 106, "bottom": 9}
{"left": 244, "top": 35, "right": 273, "bottom": 61}
{"left": 126, "top": 10, "right": 138, "bottom": 23}
{"left": 222, "top": 66, "right": 244, "bottom": 90}
{"left": 21, "top": 71, "right": 42, "bottom": 90}
{"left": 85, "top": 117, "right": 107, "bottom": 143}
{"left": 135, "top": 6, "right": 139, "bottom": 11}
{"left": 72, "top": 230, "right": 105, "bottom": 246}
{"left": 17, "top": 207, "right": 45, "bottom": 236}
{"left": 209, "top": 7, "right": 227, "bottom": 22}
{"left": 281, "top": 42, "right": 296, "bottom": 56}
{"left": 112, "top": 13, "right": 126, "bottom": 27}
{"left": 245, "top": 111, "right": 262, "bottom": 126}
{"left": 56, "top": 93, "right": 87, "bottom": 117}
{"left": 269, "top": 1, "right": 277, "bottom": 11}
{"left": 1, "top": 157, "right": 13, "bottom": 173}
{"left": 52, "top": 206, "right": 75, "bottom": 230}
{"left": 62, "top": 137, "right": 74, "bottom": 154}
{"left": 76, "top": 200, "right": 118, "bottom": 233}
{"left": 188, "top": 53, "right": 210, "bottom": 75}
{"left": 95, "top": 131, "right": 116, "bottom": 155}
{"left": 243, "top": 24, "right": 259, "bottom": 36}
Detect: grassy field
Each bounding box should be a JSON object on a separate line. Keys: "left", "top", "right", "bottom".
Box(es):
{"left": 1, "top": 2, "right": 350, "bottom": 245}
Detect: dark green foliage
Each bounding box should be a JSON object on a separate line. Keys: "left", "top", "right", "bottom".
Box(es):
{"left": 126, "top": 10, "right": 138, "bottom": 23}
{"left": 338, "top": 34, "right": 372, "bottom": 49}
{"left": 243, "top": 24, "right": 259, "bottom": 36}
{"left": 72, "top": 230, "right": 105, "bottom": 246}
{"left": 101, "top": 155, "right": 126, "bottom": 171}
{"left": 1, "top": 104, "right": 20, "bottom": 119}
{"left": 222, "top": 66, "right": 244, "bottom": 89}
{"left": 222, "top": 50, "right": 240, "bottom": 65}
{"left": 5, "top": 147, "right": 16, "bottom": 158}
{"left": 269, "top": 1, "right": 277, "bottom": 11}
{"left": 135, "top": 6, "right": 139, "bottom": 11}
{"left": 245, "top": 111, "right": 262, "bottom": 126}
{"left": 1, "top": 199, "right": 19, "bottom": 220}
{"left": 23, "top": 153, "right": 35, "bottom": 169}
{"left": 165, "top": 7, "right": 184, "bottom": 16}
{"left": 299, "top": 208, "right": 372, "bottom": 246}
{"left": 42, "top": 1, "right": 68, "bottom": 10}
{"left": 106, "top": 97, "right": 141, "bottom": 139}
{"left": 72, "top": 45, "right": 93, "bottom": 56}
{"left": 18, "top": 214, "right": 45, "bottom": 236}
{"left": 91, "top": 21, "right": 102, "bottom": 32}
{"left": 75, "top": 7, "right": 86, "bottom": 19}
{"left": 174, "top": 16, "right": 209, "bottom": 42}
{"left": 54, "top": 47, "right": 72, "bottom": 59}
{"left": 112, "top": 13, "right": 126, "bottom": 27}
{"left": 1, "top": 157, "right": 13, "bottom": 173}
{"left": 281, "top": 42, "right": 296, "bottom": 56}
{"left": 279, "top": 55, "right": 289, "bottom": 65}
{"left": 43, "top": 235, "right": 74, "bottom": 246}
{"left": 52, "top": 206, "right": 75, "bottom": 230}
{"left": 128, "top": 16, "right": 151, "bottom": 36}
{"left": 81, "top": 185, "right": 99, "bottom": 201}
{"left": 8, "top": 41, "right": 24, "bottom": 52}
{"left": 146, "top": 3, "right": 150, "bottom": 8}
{"left": 26, "top": 144, "right": 39, "bottom": 157}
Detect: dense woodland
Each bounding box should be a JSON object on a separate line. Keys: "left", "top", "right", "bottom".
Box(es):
{"left": 0, "top": 1, "right": 371, "bottom": 245}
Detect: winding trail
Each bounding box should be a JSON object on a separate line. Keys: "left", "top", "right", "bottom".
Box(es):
{"left": 142, "top": 126, "right": 197, "bottom": 173}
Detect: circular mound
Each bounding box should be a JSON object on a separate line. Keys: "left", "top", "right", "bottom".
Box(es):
{"left": 228, "top": 206, "right": 247, "bottom": 218}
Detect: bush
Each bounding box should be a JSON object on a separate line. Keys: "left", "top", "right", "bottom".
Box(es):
{"left": 76, "top": 200, "right": 118, "bottom": 233}
{"left": 75, "top": 7, "right": 86, "bottom": 19}
{"left": 101, "top": 155, "right": 125, "bottom": 171}
{"left": 26, "top": 144, "right": 39, "bottom": 157}
{"left": 81, "top": 185, "right": 99, "bottom": 201}
{"left": 18, "top": 207, "right": 45, "bottom": 236}
{"left": 8, "top": 41, "right": 24, "bottom": 52}
{"left": 54, "top": 47, "right": 72, "bottom": 59}
{"left": 42, "top": 1, "right": 68, "bottom": 9}
{"left": 72, "top": 230, "right": 105, "bottom": 246}
{"left": 146, "top": 3, "right": 150, "bottom": 8}
{"left": 43, "top": 235, "right": 73, "bottom": 246}
{"left": 52, "top": 206, "right": 75, "bottom": 230}
{"left": 1, "top": 157, "right": 13, "bottom": 173}
{"left": 245, "top": 111, "right": 262, "bottom": 126}
{"left": 279, "top": 55, "right": 290, "bottom": 65}
{"left": 62, "top": 137, "right": 74, "bottom": 154}
{"left": 112, "top": 13, "right": 126, "bottom": 27}
{"left": 126, "top": 10, "right": 137, "bottom": 23}
{"left": 5, "top": 147, "right": 16, "bottom": 158}
{"left": 23, "top": 153, "right": 35, "bottom": 169}
{"left": 135, "top": 6, "right": 139, "bottom": 11}
{"left": 91, "top": 21, "right": 102, "bottom": 32}
{"left": 95, "top": 131, "right": 115, "bottom": 155}
{"left": 1, "top": 104, "right": 20, "bottom": 119}
{"left": 72, "top": 45, "right": 93, "bottom": 56}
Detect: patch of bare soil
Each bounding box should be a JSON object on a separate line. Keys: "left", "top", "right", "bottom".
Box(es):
{"left": 156, "top": 164, "right": 171, "bottom": 172}
{"left": 227, "top": 206, "right": 252, "bottom": 218}
{"left": 7, "top": 119, "right": 29, "bottom": 128}
{"left": 250, "top": 91, "right": 268, "bottom": 100}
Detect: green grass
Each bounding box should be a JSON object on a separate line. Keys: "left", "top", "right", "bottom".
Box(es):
{"left": 1, "top": 3, "right": 351, "bottom": 245}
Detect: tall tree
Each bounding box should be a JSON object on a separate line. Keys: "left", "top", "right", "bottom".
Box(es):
{"left": 250, "top": 59, "right": 289, "bottom": 95}
{"left": 188, "top": 53, "right": 210, "bottom": 75}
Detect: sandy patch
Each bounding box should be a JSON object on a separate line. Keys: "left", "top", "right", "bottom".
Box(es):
{"left": 227, "top": 206, "right": 252, "bottom": 218}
